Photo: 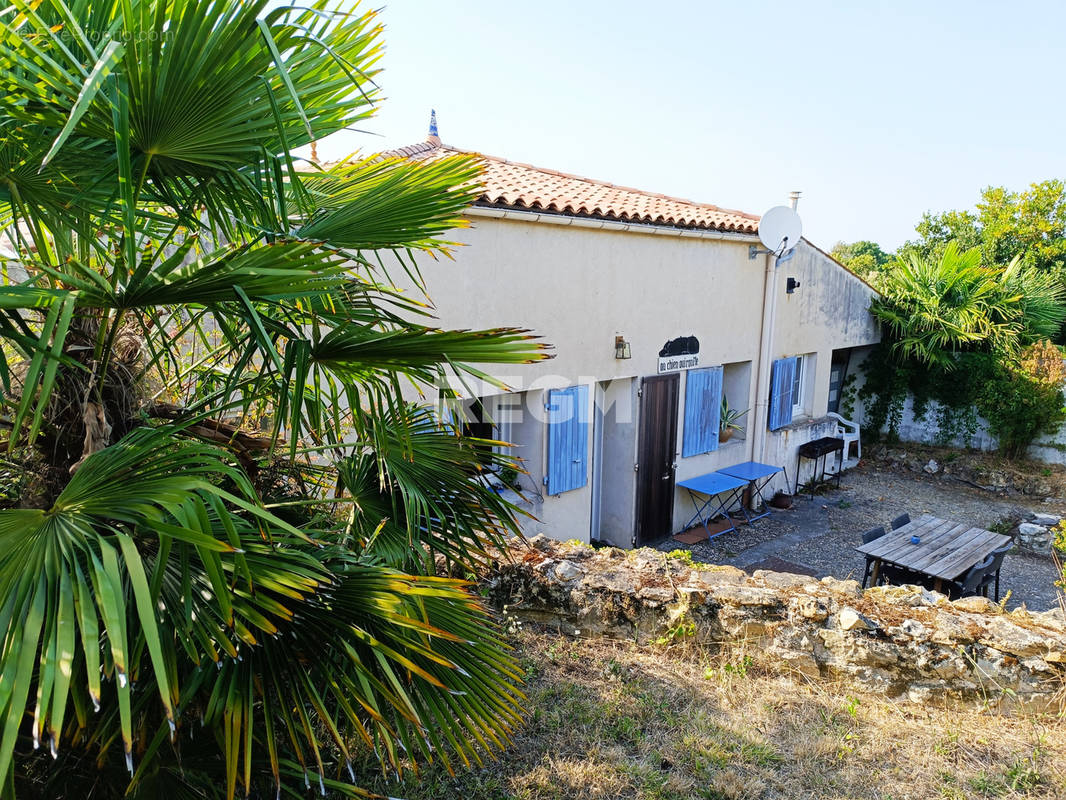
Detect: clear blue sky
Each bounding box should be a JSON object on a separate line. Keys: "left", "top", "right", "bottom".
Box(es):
{"left": 316, "top": 0, "right": 1066, "bottom": 251}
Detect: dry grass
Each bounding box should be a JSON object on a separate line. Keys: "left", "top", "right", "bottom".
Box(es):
{"left": 355, "top": 626, "right": 1066, "bottom": 800}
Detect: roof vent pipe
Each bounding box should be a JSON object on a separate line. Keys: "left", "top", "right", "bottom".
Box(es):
{"left": 788, "top": 191, "right": 801, "bottom": 210}
{"left": 427, "top": 109, "right": 441, "bottom": 146}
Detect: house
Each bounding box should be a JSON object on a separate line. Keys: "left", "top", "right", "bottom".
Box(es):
{"left": 392, "top": 124, "right": 881, "bottom": 548}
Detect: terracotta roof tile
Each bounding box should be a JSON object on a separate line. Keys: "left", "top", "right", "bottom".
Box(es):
{"left": 383, "top": 140, "right": 760, "bottom": 234}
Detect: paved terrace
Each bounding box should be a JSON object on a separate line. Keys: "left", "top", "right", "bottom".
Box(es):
{"left": 653, "top": 463, "right": 1066, "bottom": 612}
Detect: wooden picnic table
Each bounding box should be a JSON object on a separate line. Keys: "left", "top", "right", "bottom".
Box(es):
{"left": 855, "top": 514, "right": 1012, "bottom": 592}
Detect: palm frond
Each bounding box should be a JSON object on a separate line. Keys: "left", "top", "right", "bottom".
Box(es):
{"left": 870, "top": 241, "right": 1027, "bottom": 366}
{"left": 336, "top": 405, "right": 528, "bottom": 568}
{"left": 0, "top": 0, "right": 536, "bottom": 795}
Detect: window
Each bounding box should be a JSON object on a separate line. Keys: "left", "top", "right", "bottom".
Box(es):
{"left": 768, "top": 357, "right": 797, "bottom": 431}
{"left": 791, "top": 356, "right": 806, "bottom": 417}
{"left": 721, "top": 361, "right": 752, "bottom": 441}
{"left": 682, "top": 366, "right": 723, "bottom": 457}
{"left": 546, "top": 385, "right": 589, "bottom": 495}
{"left": 461, "top": 398, "right": 495, "bottom": 465}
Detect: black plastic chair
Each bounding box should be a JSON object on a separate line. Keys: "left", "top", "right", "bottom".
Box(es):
{"left": 947, "top": 554, "right": 996, "bottom": 600}
{"left": 890, "top": 513, "right": 911, "bottom": 531}
{"left": 975, "top": 543, "right": 1012, "bottom": 601}
{"left": 861, "top": 526, "right": 887, "bottom": 588}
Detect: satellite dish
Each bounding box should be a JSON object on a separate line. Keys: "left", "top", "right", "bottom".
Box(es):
{"left": 758, "top": 205, "right": 803, "bottom": 255}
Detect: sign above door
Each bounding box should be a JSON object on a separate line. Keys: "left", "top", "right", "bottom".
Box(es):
{"left": 657, "top": 335, "right": 700, "bottom": 374}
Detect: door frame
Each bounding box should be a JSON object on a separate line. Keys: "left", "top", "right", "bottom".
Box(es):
{"left": 634, "top": 373, "right": 680, "bottom": 546}
{"left": 589, "top": 382, "right": 606, "bottom": 542}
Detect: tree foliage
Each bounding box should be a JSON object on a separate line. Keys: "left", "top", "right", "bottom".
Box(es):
{"left": 830, "top": 240, "right": 894, "bottom": 282}
{"left": 902, "top": 209, "right": 983, "bottom": 262}
{"left": 902, "top": 180, "right": 1066, "bottom": 278}
{"left": 0, "top": 0, "right": 550, "bottom": 796}
{"left": 979, "top": 181, "right": 1066, "bottom": 273}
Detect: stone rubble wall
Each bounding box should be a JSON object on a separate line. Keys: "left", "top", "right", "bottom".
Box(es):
{"left": 487, "top": 536, "right": 1066, "bottom": 710}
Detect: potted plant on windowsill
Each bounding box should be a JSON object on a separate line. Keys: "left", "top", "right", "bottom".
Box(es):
{"left": 720, "top": 396, "right": 749, "bottom": 443}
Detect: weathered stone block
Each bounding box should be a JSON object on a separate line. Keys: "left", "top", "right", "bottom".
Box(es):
{"left": 897, "top": 618, "right": 928, "bottom": 639}
{"left": 791, "top": 596, "right": 830, "bottom": 623}
{"left": 867, "top": 584, "right": 946, "bottom": 607}
{"left": 695, "top": 566, "right": 748, "bottom": 585}
{"left": 707, "top": 584, "right": 782, "bottom": 607}
{"left": 837, "top": 607, "right": 874, "bottom": 631}
{"left": 753, "top": 569, "right": 812, "bottom": 590}
{"left": 980, "top": 616, "right": 1050, "bottom": 657}
{"left": 636, "top": 585, "right": 676, "bottom": 605}
{"left": 908, "top": 681, "right": 948, "bottom": 704}
{"left": 818, "top": 629, "right": 899, "bottom": 667}
{"left": 1017, "top": 522, "right": 1052, "bottom": 554}
{"left": 769, "top": 646, "right": 822, "bottom": 679}
{"left": 952, "top": 596, "right": 998, "bottom": 614}
{"left": 1028, "top": 512, "right": 1061, "bottom": 527}
{"left": 927, "top": 614, "right": 974, "bottom": 647}
{"left": 553, "top": 560, "right": 584, "bottom": 582}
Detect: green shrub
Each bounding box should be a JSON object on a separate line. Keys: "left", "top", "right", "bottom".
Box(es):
{"left": 976, "top": 342, "right": 1066, "bottom": 457}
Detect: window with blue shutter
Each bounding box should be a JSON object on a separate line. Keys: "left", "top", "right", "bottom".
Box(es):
{"left": 546, "top": 385, "right": 589, "bottom": 495}
{"left": 682, "top": 367, "right": 723, "bottom": 457}
{"left": 768, "top": 357, "right": 798, "bottom": 431}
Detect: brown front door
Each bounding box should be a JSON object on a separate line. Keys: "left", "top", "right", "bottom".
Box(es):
{"left": 635, "top": 373, "right": 679, "bottom": 545}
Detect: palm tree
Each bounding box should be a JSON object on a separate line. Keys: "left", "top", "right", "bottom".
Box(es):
{"left": 0, "top": 1, "right": 548, "bottom": 796}
{"left": 999, "top": 254, "right": 1066, "bottom": 343}
{"left": 871, "top": 242, "right": 1022, "bottom": 367}
{"left": 872, "top": 242, "right": 1066, "bottom": 368}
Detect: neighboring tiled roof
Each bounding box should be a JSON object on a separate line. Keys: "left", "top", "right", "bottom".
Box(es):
{"left": 384, "top": 140, "right": 760, "bottom": 234}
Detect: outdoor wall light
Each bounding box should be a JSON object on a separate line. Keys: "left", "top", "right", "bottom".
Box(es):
{"left": 614, "top": 335, "right": 632, "bottom": 359}
{"left": 786, "top": 277, "right": 801, "bottom": 294}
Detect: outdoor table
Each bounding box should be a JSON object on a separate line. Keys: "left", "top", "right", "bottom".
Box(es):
{"left": 677, "top": 471, "right": 749, "bottom": 541}
{"left": 854, "top": 514, "right": 1012, "bottom": 592}
{"left": 715, "top": 461, "right": 787, "bottom": 523}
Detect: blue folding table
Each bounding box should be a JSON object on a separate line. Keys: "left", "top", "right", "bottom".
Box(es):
{"left": 677, "top": 472, "right": 749, "bottom": 541}
{"left": 715, "top": 461, "right": 788, "bottom": 523}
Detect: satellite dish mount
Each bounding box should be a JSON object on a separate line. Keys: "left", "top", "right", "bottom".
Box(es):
{"left": 749, "top": 205, "right": 803, "bottom": 266}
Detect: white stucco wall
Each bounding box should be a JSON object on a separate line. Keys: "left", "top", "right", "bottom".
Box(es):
{"left": 403, "top": 214, "right": 880, "bottom": 545}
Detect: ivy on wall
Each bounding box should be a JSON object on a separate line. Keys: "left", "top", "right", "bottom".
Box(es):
{"left": 859, "top": 339, "right": 1066, "bottom": 457}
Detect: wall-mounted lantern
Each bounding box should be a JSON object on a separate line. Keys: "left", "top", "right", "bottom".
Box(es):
{"left": 786, "top": 277, "right": 801, "bottom": 294}
{"left": 614, "top": 335, "right": 632, "bottom": 360}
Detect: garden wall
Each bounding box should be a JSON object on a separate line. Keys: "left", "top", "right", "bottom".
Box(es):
{"left": 487, "top": 537, "right": 1066, "bottom": 710}
{"left": 848, "top": 368, "right": 1066, "bottom": 464}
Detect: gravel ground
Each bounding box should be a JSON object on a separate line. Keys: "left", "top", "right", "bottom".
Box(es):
{"left": 653, "top": 462, "right": 1066, "bottom": 612}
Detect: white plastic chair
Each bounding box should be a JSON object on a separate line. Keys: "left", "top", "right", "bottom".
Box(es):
{"left": 827, "top": 411, "right": 861, "bottom": 462}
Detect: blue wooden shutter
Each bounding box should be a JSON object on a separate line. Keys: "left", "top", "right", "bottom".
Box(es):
{"left": 682, "top": 367, "right": 723, "bottom": 457}
{"left": 768, "top": 357, "right": 797, "bottom": 431}
{"left": 546, "top": 385, "right": 589, "bottom": 495}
